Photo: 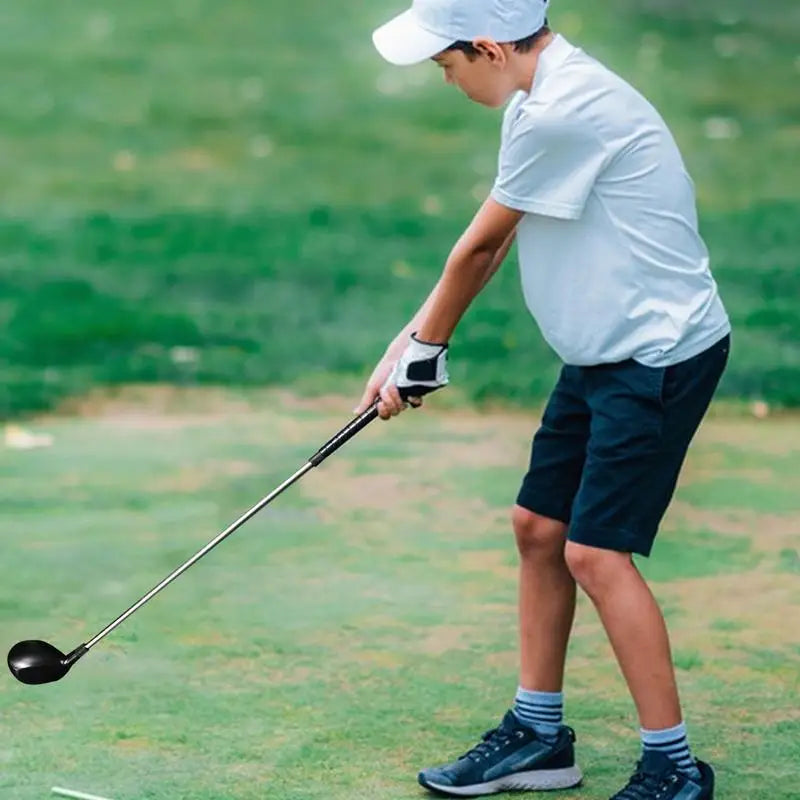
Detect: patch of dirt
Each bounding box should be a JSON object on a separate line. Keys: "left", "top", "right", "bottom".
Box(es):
{"left": 423, "top": 438, "right": 528, "bottom": 473}
{"left": 350, "top": 649, "right": 405, "bottom": 668}
{"left": 52, "top": 384, "right": 257, "bottom": 420}
{"left": 303, "top": 461, "right": 406, "bottom": 517}
{"left": 425, "top": 500, "right": 509, "bottom": 541}
{"left": 658, "top": 569, "right": 800, "bottom": 653}
{"left": 433, "top": 706, "right": 476, "bottom": 724}
{"left": 458, "top": 550, "right": 516, "bottom": 581}
{"left": 431, "top": 412, "right": 535, "bottom": 469}
{"left": 664, "top": 501, "right": 800, "bottom": 554}
{"left": 268, "top": 389, "right": 361, "bottom": 414}
{"left": 114, "top": 737, "right": 154, "bottom": 751}
{"left": 438, "top": 405, "right": 543, "bottom": 434}
{"left": 196, "top": 657, "right": 314, "bottom": 685}
{"left": 679, "top": 467, "right": 777, "bottom": 484}
{"left": 758, "top": 707, "right": 800, "bottom": 723}
{"left": 695, "top": 417, "right": 800, "bottom": 456}
{"left": 178, "top": 632, "right": 235, "bottom": 647}
{"left": 672, "top": 448, "right": 726, "bottom": 487}
{"left": 92, "top": 412, "right": 224, "bottom": 431}
{"left": 483, "top": 650, "right": 517, "bottom": 670}
{"left": 252, "top": 665, "right": 315, "bottom": 684}
{"left": 415, "top": 625, "right": 475, "bottom": 655}
{"left": 149, "top": 460, "right": 260, "bottom": 492}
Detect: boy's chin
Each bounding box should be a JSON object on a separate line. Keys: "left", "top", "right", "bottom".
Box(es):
{"left": 465, "top": 91, "right": 506, "bottom": 109}
{"left": 475, "top": 88, "right": 519, "bottom": 108}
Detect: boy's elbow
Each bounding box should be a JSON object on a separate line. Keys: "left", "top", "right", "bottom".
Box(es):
{"left": 465, "top": 233, "right": 510, "bottom": 265}
{"left": 461, "top": 244, "right": 499, "bottom": 277}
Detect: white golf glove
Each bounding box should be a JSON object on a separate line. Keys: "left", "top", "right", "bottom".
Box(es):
{"left": 384, "top": 333, "right": 450, "bottom": 401}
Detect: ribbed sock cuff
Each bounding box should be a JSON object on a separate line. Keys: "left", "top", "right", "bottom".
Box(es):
{"left": 513, "top": 687, "right": 564, "bottom": 738}
{"left": 641, "top": 721, "right": 701, "bottom": 779}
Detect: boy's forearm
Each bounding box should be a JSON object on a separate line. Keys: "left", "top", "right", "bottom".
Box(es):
{"left": 417, "top": 228, "right": 514, "bottom": 343}
{"left": 480, "top": 229, "right": 515, "bottom": 290}
{"left": 385, "top": 279, "right": 443, "bottom": 358}
{"left": 387, "top": 230, "right": 515, "bottom": 357}
{"left": 416, "top": 249, "right": 495, "bottom": 343}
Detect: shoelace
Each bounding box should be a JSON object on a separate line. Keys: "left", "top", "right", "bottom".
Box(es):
{"left": 460, "top": 725, "right": 515, "bottom": 762}
{"left": 612, "top": 763, "right": 679, "bottom": 800}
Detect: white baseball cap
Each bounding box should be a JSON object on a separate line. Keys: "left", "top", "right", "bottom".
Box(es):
{"left": 373, "top": 0, "right": 550, "bottom": 66}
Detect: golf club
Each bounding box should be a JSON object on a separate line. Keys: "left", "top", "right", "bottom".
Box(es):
{"left": 8, "top": 399, "right": 388, "bottom": 685}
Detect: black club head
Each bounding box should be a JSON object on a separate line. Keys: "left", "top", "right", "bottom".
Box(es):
{"left": 8, "top": 640, "right": 73, "bottom": 685}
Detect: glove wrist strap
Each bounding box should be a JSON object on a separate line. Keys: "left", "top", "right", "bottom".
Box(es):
{"left": 409, "top": 332, "right": 448, "bottom": 360}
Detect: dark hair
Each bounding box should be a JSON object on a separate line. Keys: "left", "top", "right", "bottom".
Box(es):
{"left": 445, "top": 22, "right": 550, "bottom": 59}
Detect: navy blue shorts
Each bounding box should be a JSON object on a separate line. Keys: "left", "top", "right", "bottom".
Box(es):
{"left": 517, "top": 334, "right": 730, "bottom": 557}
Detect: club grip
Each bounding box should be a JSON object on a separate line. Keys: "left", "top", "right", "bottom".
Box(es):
{"left": 398, "top": 384, "right": 438, "bottom": 401}
{"left": 309, "top": 401, "right": 380, "bottom": 467}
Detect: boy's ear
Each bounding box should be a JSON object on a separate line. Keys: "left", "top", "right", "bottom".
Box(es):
{"left": 471, "top": 37, "right": 508, "bottom": 66}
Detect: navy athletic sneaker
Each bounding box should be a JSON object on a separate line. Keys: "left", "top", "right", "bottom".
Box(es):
{"left": 418, "top": 710, "right": 583, "bottom": 796}
{"left": 610, "top": 750, "right": 715, "bottom": 799}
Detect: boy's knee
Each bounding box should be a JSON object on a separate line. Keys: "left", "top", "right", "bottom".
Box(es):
{"left": 563, "top": 540, "right": 633, "bottom": 594}
{"left": 512, "top": 506, "right": 567, "bottom": 559}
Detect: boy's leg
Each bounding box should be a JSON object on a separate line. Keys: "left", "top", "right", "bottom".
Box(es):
{"left": 417, "top": 540, "right": 584, "bottom": 800}
{"left": 512, "top": 508, "right": 576, "bottom": 740}
{"left": 564, "top": 336, "right": 729, "bottom": 731}
{"left": 561, "top": 335, "right": 729, "bottom": 798}
{"left": 564, "top": 545, "right": 717, "bottom": 796}
{"left": 563, "top": 543, "right": 681, "bottom": 729}
{"left": 512, "top": 363, "right": 591, "bottom": 696}
{"left": 513, "top": 507, "right": 576, "bottom": 693}
{"left": 417, "top": 368, "right": 590, "bottom": 796}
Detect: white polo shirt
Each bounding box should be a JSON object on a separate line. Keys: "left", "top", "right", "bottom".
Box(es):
{"left": 491, "top": 35, "right": 730, "bottom": 367}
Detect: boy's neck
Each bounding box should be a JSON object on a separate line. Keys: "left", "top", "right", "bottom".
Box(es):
{"left": 513, "top": 30, "right": 556, "bottom": 94}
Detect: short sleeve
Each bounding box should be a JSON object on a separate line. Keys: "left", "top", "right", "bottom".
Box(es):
{"left": 491, "top": 110, "right": 608, "bottom": 220}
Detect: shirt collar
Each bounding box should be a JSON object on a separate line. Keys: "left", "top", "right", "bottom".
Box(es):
{"left": 530, "top": 34, "right": 574, "bottom": 94}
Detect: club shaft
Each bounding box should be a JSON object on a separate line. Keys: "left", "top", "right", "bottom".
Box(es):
{"left": 52, "top": 789, "right": 114, "bottom": 800}
{"left": 84, "top": 462, "right": 314, "bottom": 651}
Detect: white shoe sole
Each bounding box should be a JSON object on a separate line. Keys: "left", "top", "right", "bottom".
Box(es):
{"left": 420, "top": 765, "right": 583, "bottom": 796}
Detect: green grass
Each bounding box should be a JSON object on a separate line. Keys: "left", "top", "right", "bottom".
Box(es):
{"left": 1, "top": 0, "right": 799, "bottom": 417}
{"left": 1, "top": 392, "right": 799, "bottom": 799}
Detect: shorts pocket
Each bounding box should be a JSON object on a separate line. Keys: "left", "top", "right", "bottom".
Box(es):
{"left": 662, "top": 335, "right": 731, "bottom": 408}
{"left": 633, "top": 361, "right": 667, "bottom": 404}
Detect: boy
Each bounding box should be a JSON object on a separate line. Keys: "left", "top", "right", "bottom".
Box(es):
{"left": 357, "top": 1, "right": 730, "bottom": 798}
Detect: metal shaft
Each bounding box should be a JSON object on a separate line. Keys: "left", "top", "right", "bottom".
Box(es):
{"left": 52, "top": 788, "right": 114, "bottom": 800}
{"left": 84, "top": 462, "right": 314, "bottom": 650}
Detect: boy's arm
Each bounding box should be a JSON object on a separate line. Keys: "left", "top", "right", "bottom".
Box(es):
{"left": 416, "top": 197, "right": 522, "bottom": 343}
{"left": 354, "top": 199, "right": 518, "bottom": 416}
{"left": 480, "top": 225, "right": 517, "bottom": 289}
{"left": 392, "top": 222, "right": 516, "bottom": 354}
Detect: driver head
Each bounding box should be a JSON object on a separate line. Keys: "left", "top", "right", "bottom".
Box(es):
{"left": 8, "top": 640, "right": 71, "bottom": 685}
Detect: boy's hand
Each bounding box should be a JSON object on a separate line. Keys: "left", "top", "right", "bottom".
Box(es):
{"left": 353, "top": 352, "right": 414, "bottom": 420}
{"left": 379, "top": 333, "right": 449, "bottom": 420}
{"left": 354, "top": 355, "right": 397, "bottom": 417}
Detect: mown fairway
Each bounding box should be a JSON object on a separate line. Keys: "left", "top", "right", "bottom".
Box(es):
{"left": 1, "top": 390, "right": 798, "bottom": 799}
{"left": 0, "top": 0, "right": 799, "bottom": 415}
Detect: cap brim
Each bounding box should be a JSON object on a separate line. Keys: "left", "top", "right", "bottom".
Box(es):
{"left": 372, "top": 9, "right": 454, "bottom": 66}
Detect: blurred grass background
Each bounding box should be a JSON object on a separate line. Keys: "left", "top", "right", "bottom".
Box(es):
{"left": 0, "top": 0, "right": 798, "bottom": 416}
{"left": 1, "top": 4, "right": 799, "bottom": 799}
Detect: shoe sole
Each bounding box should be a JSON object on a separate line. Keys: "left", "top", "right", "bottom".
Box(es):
{"left": 419, "top": 765, "right": 583, "bottom": 796}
